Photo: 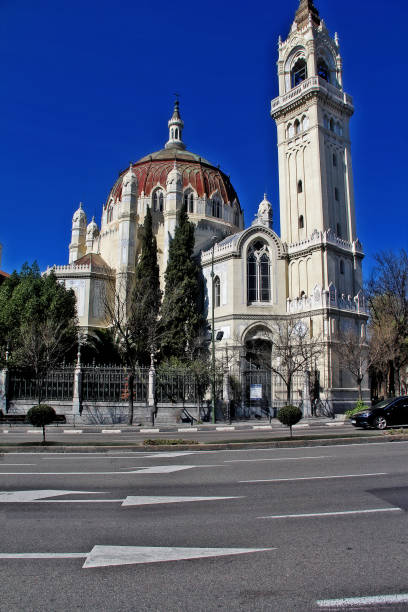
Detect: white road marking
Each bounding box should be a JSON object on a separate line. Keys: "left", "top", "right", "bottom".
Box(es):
{"left": 0, "top": 465, "right": 204, "bottom": 476}
{"left": 82, "top": 545, "right": 275, "bottom": 568}
{"left": 2, "top": 430, "right": 8, "bottom": 434}
{"left": 148, "top": 452, "right": 195, "bottom": 458}
{"left": 226, "top": 456, "right": 330, "bottom": 463}
{"left": 177, "top": 428, "right": 198, "bottom": 432}
{"left": 258, "top": 508, "right": 401, "bottom": 520}
{"left": 240, "top": 472, "right": 388, "bottom": 483}
{"left": 0, "top": 464, "right": 36, "bottom": 466}
{"left": 216, "top": 427, "right": 236, "bottom": 431}
{"left": 63, "top": 430, "right": 82, "bottom": 434}
{"left": 26, "top": 430, "right": 41, "bottom": 434}
{"left": 127, "top": 465, "right": 198, "bottom": 474}
{"left": 0, "top": 553, "right": 86, "bottom": 559}
{"left": 101, "top": 430, "right": 121, "bottom": 434}
{"left": 140, "top": 429, "right": 160, "bottom": 433}
{"left": 316, "top": 593, "right": 408, "bottom": 608}
{"left": 121, "top": 496, "right": 242, "bottom": 507}
{"left": 0, "top": 490, "right": 100, "bottom": 503}
{"left": 293, "top": 424, "right": 310, "bottom": 428}
{"left": 252, "top": 426, "right": 272, "bottom": 430}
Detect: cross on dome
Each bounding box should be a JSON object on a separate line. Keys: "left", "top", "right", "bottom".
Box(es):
{"left": 165, "top": 99, "right": 186, "bottom": 151}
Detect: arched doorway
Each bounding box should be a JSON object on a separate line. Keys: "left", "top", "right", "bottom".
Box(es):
{"left": 240, "top": 326, "right": 272, "bottom": 419}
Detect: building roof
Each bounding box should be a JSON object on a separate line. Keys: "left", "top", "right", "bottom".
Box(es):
{"left": 74, "top": 253, "right": 110, "bottom": 269}
{"left": 294, "top": 0, "right": 320, "bottom": 29}
{"left": 0, "top": 270, "right": 10, "bottom": 285}
{"left": 106, "top": 147, "right": 240, "bottom": 210}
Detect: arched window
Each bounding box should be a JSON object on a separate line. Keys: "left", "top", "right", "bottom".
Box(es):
{"left": 291, "top": 58, "right": 307, "bottom": 88}
{"left": 333, "top": 153, "right": 337, "bottom": 167}
{"left": 330, "top": 118, "right": 335, "bottom": 132}
{"left": 340, "top": 260, "right": 345, "bottom": 275}
{"left": 337, "top": 223, "right": 342, "bottom": 238}
{"left": 299, "top": 215, "right": 304, "bottom": 229}
{"left": 297, "top": 180, "right": 303, "bottom": 194}
{"left": 107, "top": 204, "right": 113, "bottom": 223}
{"left": 212, "top": 199, "right": 221, "bottom": 218}
{"left": 184, "top": 190, "right": 194, "bottom": 213}
{"left": 317, "top": 59, "right": 330, "bottom": 82}
{"left": 153, "top": 190, "right": 164, "bottom": 212}
{"left": 214, "top": 276, "right": 221, "bottom": 308}
{"left": 247, "top": 241, "right": 271, "bottom": 303}
{"left": 294, "top": 119, "right": 301, "bottom": 135}
{"left": 334, "top": 187, "right": 339, "bottom": 201}
{"left": 302, "top": 115, "right": 309, "bottom": 131}
{"left": 233, "top": 208, "right": 239, "bottom": 226}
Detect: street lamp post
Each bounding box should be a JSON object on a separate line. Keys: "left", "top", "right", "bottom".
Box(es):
{"left": 211, "top": 237, "right": 216, "bottom": 424}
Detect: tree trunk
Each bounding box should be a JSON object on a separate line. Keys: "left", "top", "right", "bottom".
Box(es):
{"left": 286, "top": 377, "right": 292, "bottom": 403}
{"left": 357, "top": 377, "right": 362, "bottom": 401}
{"left": 289, "top": 424, "right": 293, "bottom": 439}
{"left": 128, "top": 372, "right": 134, "bottom": 425}
{"left": 42, "top": 424, "right": 46, "bottom": 444}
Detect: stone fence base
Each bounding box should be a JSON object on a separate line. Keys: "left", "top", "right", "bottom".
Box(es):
{"left": 5, "top": 400, "right": 200, "bottom": 426}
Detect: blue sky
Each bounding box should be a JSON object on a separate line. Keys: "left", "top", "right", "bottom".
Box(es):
{"left": 0, "top": 0, "right": 407, "bottom": 277}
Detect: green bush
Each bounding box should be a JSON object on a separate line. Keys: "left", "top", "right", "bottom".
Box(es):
{"left": 26, "top": 404, "right": 56, "bottom": 443}
{"left": 277, "top": 405, "right": 303, "bottom": 438}
{"left": 345, "top": 399, "right": 369, "bottom": 419}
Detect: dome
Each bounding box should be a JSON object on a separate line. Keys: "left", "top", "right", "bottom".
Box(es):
{"left": 105, "top": 145, "right": 240, "bottom": 210}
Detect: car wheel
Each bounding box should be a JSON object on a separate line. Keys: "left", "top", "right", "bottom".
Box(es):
{"left": 374, "top": 416, "right": 387, "bottom": 430}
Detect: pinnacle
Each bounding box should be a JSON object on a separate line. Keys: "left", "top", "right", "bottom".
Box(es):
{"left": 295, "top": 0, "right": 320, "bottom": 29}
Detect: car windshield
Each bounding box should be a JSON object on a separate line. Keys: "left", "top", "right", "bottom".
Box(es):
{"left": 372, "top": 400, "right": 393, "bottom": 410}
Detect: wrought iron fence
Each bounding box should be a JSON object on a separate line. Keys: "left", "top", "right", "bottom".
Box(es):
{"left": 156, "top": 370, "right": 199, "bottom": 404}
{"left": 81, "top": 366, "right": 148, "bottom": 403}
{"left": 9, "top": 368, "right": 75, "bottom": 401}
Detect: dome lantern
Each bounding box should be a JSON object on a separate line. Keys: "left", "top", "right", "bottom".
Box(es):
{"left": 165, "top": 99, "right": 186, "bottom": 151}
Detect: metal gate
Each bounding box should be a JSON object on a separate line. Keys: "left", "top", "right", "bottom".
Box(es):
{"left": 237, "top": 368, "right": 272, "bottom": 420}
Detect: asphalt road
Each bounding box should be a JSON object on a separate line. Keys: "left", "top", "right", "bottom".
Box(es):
{"left": 0, "top": 441, "right": 407, "bottom": 611}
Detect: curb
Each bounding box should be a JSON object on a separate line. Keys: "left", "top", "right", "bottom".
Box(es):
{"left": 0, "top": 435, "right": 406, "bottom": 453}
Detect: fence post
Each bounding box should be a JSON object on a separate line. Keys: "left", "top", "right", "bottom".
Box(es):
{"left": 223, "top": 368, "right": 231, "bottom": 423}
{"left": 72, "top": 344, "right": 82, "bottom": 417}
{"left": 303, "top": 370, "right": 312, "bottom": 418}
{"left": 148, "top": 353, "right": 156, "bottom": 425}
{"left": 0, "top": 367, "right": 9, "bottom": 414}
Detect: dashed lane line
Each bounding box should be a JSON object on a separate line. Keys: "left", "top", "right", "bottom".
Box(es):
{"left": 316, "top": 593, "right": 408, "bottom": 608}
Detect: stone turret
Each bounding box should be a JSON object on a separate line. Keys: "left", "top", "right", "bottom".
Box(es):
{"left": 163, "top": 161, "right": 183, "bottom": 268}
{"left": 85, "top": 217, "right": 100, "bottom": 254}
{"left": 69, "top": 203, "right": 87, "bottom": 263}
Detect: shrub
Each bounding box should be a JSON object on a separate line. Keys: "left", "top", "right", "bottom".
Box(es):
{"left": 345, "top": 399, "right": 370, "bottom": 420}
{"left": 277, "top": 405, "right": 303, "bottom": 438}
{"left": 26, "top": 404, "right": 56, "bottom": 443}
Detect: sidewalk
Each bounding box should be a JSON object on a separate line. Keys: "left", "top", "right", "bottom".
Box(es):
{"left": 1, "top": 416, "right": 349, "bottom": 435}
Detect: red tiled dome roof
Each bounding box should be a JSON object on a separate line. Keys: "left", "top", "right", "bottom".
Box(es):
{"left": 105, "top": 147, "right": 241, "bottom": 210}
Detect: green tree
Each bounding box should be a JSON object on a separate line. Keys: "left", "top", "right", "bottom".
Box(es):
{"left": 26, "top": 404, "right": 56, "bottom": 443}
{"left": 129, "top": 206, "right": 162, "bottom": 366}
{"left": 277, "top": 405, "right": 302, "bottom": 438}
{"left": 160, "top": 203, "right": 204, "bottom": 361}
{"left": 0, "top": 263, "right": 77, "bottom": 402}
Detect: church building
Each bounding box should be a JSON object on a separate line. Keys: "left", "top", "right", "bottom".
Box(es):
{"left": 48, "top": 0, "right": 369, "bottom": 413}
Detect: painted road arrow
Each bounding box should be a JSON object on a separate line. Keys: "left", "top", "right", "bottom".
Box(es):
{"left": 0, "top": 490, "right": 242, "bottom": 506}
{"left": 0, "top": 490, "right": 100, "bottom": 502}
{"left": 121, "top": 496, "right": 242, "bottom": 507}
{"left": 0, "top": 546, "right": 275, "bottom": 569}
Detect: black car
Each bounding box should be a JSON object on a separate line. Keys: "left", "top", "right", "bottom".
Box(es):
{"left": 351, "top": 396, "right": 408, "bottom": 430}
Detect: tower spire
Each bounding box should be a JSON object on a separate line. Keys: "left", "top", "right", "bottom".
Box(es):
{"left": 294, "top": 0, "right": 320, "bottom": 29}
{"left": 165, "top": 98, "right": 186, "bottom": 150}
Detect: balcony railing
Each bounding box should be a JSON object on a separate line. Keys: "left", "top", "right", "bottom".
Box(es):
{"left": 271, "top": 76, "right": 353, "bottom": 114}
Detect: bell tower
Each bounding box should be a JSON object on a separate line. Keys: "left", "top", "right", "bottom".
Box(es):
{"left": 271, "top": 0, "right": 363, "bottom": 299}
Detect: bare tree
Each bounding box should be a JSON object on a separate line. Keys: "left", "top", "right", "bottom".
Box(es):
{"left": 16, "top": 317, "right": 77, "bottom": 405}
{"left": 367, "top": 250, "right": 408, "bottom": 396}
{"left": 333, "top": 327, "right": 380, "bottom": 401}
{"left": 246, "top": 319, "right": 322, "bottom": 403}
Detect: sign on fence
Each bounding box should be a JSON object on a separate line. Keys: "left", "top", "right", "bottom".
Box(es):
{"left": 250, "top": 384, "right": 262, "bottom": 400}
